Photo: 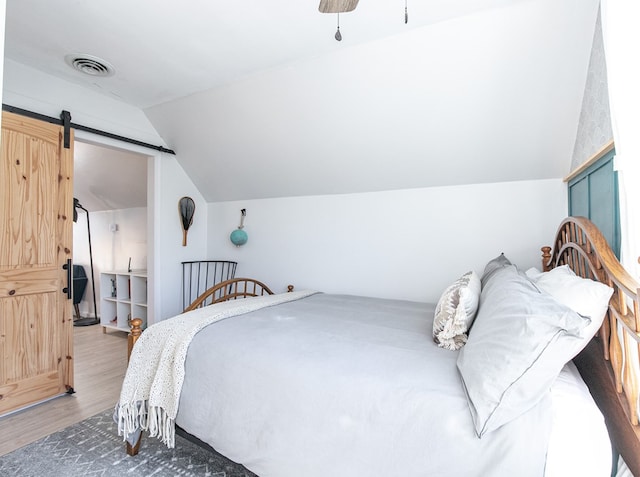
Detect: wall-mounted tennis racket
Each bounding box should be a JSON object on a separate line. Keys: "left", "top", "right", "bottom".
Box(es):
{"left": 179, "top": 196, "right": 195, "bottom": 246}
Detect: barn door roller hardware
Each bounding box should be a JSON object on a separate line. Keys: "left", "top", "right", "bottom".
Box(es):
{"left": 2, "top": 104, "right": 176, "bottom": 154}
{"left": 61, "top": 110, "right": 72, "bottom": 149}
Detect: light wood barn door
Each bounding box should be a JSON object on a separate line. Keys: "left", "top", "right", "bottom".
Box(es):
{"left": 0, "top": 111, "right": 74, "bottom": 415}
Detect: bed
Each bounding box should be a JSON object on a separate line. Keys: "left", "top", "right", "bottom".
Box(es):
{"left": 117, "top": 216, "right": 640, "bottom": 476}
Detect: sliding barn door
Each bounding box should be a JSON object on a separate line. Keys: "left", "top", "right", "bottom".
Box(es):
{"left": 0, "top": 111, "right": 74, "bottom": 415}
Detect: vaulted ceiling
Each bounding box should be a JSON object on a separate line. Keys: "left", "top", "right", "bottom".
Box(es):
{"left": 4, "top": 0, "right": 600, "bottom": 204}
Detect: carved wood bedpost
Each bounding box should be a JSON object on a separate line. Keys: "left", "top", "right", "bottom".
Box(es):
{"left": 128, "top": 318, "right": 144, "bottom": 360}
{"left": 126, "top": 318, "right": 144, "bottom": 456}
{"left": 541, "top": 246, "right": 552, "bottom": 272}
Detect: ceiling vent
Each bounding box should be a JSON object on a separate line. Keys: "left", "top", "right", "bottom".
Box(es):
{"left": 65, "top": 54, "right": 115, "bottom": 77}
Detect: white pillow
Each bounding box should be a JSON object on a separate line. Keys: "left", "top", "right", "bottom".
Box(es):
{"left": 527, "top": 265, "right": 613, "bottom": 337}
{"left": 432, "top": 271, "right": 481, "bottom": 350}
{"left": 524, "top": 266, "right": 544, "bottom": 281}
{"left": 457, "top": 264, "right": 592, "bottom": 437}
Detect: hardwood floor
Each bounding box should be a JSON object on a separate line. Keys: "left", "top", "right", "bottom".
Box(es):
{"left": 0, "top": 325, "right": 128, "bottom": 456}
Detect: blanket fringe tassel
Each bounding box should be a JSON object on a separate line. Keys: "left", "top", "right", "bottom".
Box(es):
{"left": 116, "top": 401, "right": 176, "bottom": 448}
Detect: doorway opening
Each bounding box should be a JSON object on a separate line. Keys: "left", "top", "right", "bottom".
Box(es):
{"left": 72, "top": 139, "right": 150, "bottom": 332}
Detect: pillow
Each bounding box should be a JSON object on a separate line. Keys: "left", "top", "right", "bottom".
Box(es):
{"left": 524, "top": 266, "right": 544, "bottom": 281}
{"left": 527, "top": 265, "right": 613, "bottom": 338}
{"left": 457, "top": 263, "right": 592, "bottom": 437}
{"left": 432, "top": 271, "right": 481, "bottom": 350}
{"left": 480, "top": 253, "right": 512, "bottom": 287}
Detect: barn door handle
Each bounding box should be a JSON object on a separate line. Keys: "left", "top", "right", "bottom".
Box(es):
{"left": 62, "top": 259, "right": 72, "bottom": 299}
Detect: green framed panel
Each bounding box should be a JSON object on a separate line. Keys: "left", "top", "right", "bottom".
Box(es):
{"left": 568, "top": 148, "right": 620, "bottom": 258}
{"left": 568, "top": 177, "right": 589, "bottom": 218}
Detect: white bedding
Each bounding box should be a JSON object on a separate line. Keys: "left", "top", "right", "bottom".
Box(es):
{"left": 116, "top": 290, "right": 317, "bottom": 447}
{"left": 547, "top": 360, "right": 611, "bottom": 477}
{"left": 174, "top": 293, "right": 612, "bottom": 476}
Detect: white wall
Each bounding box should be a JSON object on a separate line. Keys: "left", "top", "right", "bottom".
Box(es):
{"left": 153, "top": 154, "right": 208, "bottom": 321}
{"left": 3, "top": 59, "right": 163, "bottom": 145}
{"left": 73, "top": 207, "right": 147, "bottom": 318}
{"left": 208, "top": 179, "right": 567, "bottom": 303}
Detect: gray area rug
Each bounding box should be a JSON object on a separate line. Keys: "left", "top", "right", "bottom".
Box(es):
{"left": 0, "top": 409, "right": 257, "bottom": 476}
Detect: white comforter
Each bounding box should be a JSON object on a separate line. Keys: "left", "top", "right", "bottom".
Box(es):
{"left": 174, "top": 293, "right": 605, "bottom": 477}
{"left": 116, "top": 290, "right": 317, "bottom": 448}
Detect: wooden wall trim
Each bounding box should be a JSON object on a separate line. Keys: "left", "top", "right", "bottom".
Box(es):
{"left": 564, "top": 140, "right": 615, "bottom": 183}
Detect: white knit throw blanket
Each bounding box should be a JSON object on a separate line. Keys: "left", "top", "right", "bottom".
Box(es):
{"left": 116, "top": 290, "right": 317, "bottom": 448}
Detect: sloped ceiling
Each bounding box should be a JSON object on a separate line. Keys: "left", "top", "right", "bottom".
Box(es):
{"left": 4, "top": 0, "right": 600, "bottom": 203}
{"left": 74, "top": 142, "right": 148, "bottom": 212}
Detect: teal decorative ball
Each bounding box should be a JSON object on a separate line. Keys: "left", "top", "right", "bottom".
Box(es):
{"left": 230, "top": 228, "right": 248, "bottom": 246}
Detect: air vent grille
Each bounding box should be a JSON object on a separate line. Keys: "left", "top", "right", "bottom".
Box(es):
{"left": 65, "top": 54, "right": 115, "bottom": 77}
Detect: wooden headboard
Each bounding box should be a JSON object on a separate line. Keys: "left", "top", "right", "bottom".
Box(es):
{"left": 542, "top": 216, "right": 640, "bottom": 475}
{"left": 183, "top": 277, "right": 275, "bottom": 312}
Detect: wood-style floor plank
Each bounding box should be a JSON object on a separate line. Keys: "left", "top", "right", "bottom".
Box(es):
{"left": 0, "top": 325, "right": 128, "bottom": 456}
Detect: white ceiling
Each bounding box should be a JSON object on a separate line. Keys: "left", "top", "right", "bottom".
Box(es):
{"left": 5, "top": 0, "right": 527, "bottom": 109}
{"left": 3, "top": 0, "right": 601, "bottom": 205}
{"left": 73, "top": 142, "right": 148, "bottom": 212}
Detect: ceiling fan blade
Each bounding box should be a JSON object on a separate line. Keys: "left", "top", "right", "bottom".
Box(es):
{"left": 318, "top": 0, "right": 359, "bottom": 13}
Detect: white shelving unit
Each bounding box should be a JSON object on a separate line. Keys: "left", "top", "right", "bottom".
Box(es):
{"left": 100, "top": 270, "right": 147, "bottom": 332}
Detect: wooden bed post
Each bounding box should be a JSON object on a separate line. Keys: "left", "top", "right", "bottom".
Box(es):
{"left": 128, "top": 318, "right": 144, "bottom": 360}
{"left": 541, "top": 246, "right": 552, "bottom": 272}
{"left": 126, "top": 318, "right": 144, "bottom": 456}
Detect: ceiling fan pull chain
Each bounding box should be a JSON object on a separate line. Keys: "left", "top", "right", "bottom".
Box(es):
{"left": 335, "top": 13, "right": 342, "bottom": 41}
